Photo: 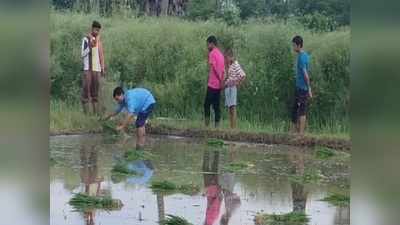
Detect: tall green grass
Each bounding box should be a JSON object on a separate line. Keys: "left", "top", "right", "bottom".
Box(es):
{"left": 50, "top": 11, "right": 349, "bottom": 134}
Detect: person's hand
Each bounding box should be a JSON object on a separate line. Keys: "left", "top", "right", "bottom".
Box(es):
{"left": 308, "top": 89, "right": 313, "bottom": 98}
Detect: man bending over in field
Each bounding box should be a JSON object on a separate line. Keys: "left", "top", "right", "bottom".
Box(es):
{"left": 103, "top": 87, "right": 156, "bottom": 150}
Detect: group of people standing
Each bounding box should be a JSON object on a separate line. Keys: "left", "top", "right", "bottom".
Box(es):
{"left": 81, "top": 20, "right": 312, "bottom": 149}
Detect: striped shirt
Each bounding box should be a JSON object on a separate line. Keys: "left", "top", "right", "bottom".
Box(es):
{"left": 225, "top": 61, "right": 246, "bottom": 87}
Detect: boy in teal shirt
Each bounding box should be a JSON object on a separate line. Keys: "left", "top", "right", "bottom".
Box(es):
{"left": 291, "top": 35, "right": 312, "bottom": 135}
{"left": 104, "top": 87, "right": 156, "bottom": 149}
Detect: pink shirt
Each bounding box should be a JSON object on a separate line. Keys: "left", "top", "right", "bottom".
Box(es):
{"left": 205, "top": 185, "right": 222, "bottom": 225}
{"left": 208, "top": 48, "right": 225, "bottom": 90}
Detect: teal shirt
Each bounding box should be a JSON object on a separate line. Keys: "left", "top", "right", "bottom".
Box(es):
{"left": 296, "top": 51, "right": 310, "bottom": 91}
{"left": 115, "top": 88, "right": 156, "bottom": 115}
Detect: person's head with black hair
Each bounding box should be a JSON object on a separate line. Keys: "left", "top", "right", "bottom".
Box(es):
{"left": 207, "top": 35, "right": 218, "bottom": 51}
{"left": 91, "top": 20, "right": 102, "bottom": 37}
{"left": 113, "top": 87, "right": 124, "bottom": 103}
{"left": 292, "top": 35, "right": 303, "bottom": 53}
{"left": 224, "top": 48, "right": 235, "bottom": 65}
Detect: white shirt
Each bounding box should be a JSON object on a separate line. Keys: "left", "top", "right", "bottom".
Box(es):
{"left": 81, "top": 36, "right": 102, "bottom": 72}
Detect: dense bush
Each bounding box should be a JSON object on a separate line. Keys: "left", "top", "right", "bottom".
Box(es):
{"left": 50, "top": 12, "right": 349, "bottom": 129}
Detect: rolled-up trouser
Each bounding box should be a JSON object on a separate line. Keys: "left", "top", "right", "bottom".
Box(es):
{"left": 291, "top": 88, "right": 309, "bottom": 123}
{"left": 81, "top": 71, "right": 100, "bottom": 103}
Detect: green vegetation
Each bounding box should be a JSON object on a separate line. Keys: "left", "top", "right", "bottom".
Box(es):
{"left": 207, "top": 138, "right": 227, "bottom": 147}
{"left": 101, "top": 120, "right": 120, "bottom": 135}
{"left": 161, "top": 214, "right": 193, "bottom": 225}
{"left": 315, "top": 147, "right": 336, "bottom": 159}
{"left": 150, "top": 180, "right": 178, "bottom": 191}
{"left": 223, "top": 161, "right": 254, "bottom": 173}
{"left": 111, "top": 162, "right": 139, "bottom": 183}
{"left": 255, "top": 212, "right": 309, "bottom": 225}
{"left": 50, "top": 11, "right": 349, "bottom": 135}
{"left": 321, "top": 193, "right": 350, "bottom": 207}
{"left": 150, "top": 180, "right": 200, "bottom": 195}
{"left": 68, "top": 193, "right": 123, "bottom": 211}
{"left": 111, "top": 162, "right": 137, "bottom": 176}
{"left": 289, "top": 169, "right": 325, "bottom": 184}
{"left": 52, "top": 0, "right": 350, "bottom": 30}
{"left": 124, "top": 149, "right": 155, "bottom": 161}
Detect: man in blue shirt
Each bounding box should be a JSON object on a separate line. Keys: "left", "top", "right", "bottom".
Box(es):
{"left": 291, "top": 35, "right": 312, "bottom": 135}
{"left": 104, "top": 87, "right": 156, "bottom": 149}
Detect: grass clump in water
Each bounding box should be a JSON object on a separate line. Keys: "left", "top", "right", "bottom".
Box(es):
{"left": 111, "top": 162, "right": 137, "bottom": 176}
{"left": 68, "top": 193, "right": 123, "bottom": 211}
{"left": 223, "top": 161, "right": 254, "bottom": 173}
{"left": 315, "top": 147, "right": 336, "bottom": 159}
{"left": 124, "top": 149, "right": 155, "bottom": 161}
{"left": 178, "top": 183, "right": 201, "bottom": 195}
{"left": 207, "top": 138, "right": 227, "bottom": 147}
{"left": 161, "top": 214, "right": 193, "bottom": 225}
{"left": 151, "top": 180, "right": 177, "bottom": 192}
{"left": 289, "top": 169, "right": 325, "bottom": 184}
{"left": 320, "top": 193, "right": 350, "bottom": 207}
{"left": 150, "top": 180, "right": 200, "bottom": 195}
{"left": 255, "top": 212, "right": 309, "bottom": 225}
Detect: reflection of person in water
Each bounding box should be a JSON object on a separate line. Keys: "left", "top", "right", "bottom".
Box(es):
{"left": 219, "top": 171, "right": 241, "bottom": 225}
{"left": 203, "top": 150, "right": 223, "bottom": 225}
{"left": 125, "top": 160, "right": 154, "bottom": 185}
{"left": 79, "top": 140, "right": 103, "bottom": 225}
{"left": 288, "top": 151, "right": 308, "bottom": 213}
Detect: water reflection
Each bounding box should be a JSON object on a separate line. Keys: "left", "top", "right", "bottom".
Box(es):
{"left": 79, "top": 139, "right": 103, "bottom": 225}
{"left": 202, "top": 149, "right": 241, "bottom": 225}
{"left": 50, "top": 135, "right": 350, "bottom": 225}
{"left": 288, "top": 151, "right": 307, "bottom": 213}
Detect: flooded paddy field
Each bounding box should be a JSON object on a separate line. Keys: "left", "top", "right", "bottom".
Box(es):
{"left": 50, "top": 134, "right": 350, "bottom": 225}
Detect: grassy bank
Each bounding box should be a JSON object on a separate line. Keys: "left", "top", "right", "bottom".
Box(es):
{"left": 50, "top": 100, "right": 350, "bottom": 145}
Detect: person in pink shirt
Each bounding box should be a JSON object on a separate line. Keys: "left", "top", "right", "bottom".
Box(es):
{"left": 204, "top": 35, "right": 225, "bottom": 128}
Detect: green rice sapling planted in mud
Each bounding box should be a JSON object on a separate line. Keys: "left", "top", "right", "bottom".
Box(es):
{"left": 161, "top": 214, "right": 193, "bottom": 225}
{"left": 255, "top": 212, "right": 309, "bottom": 225}
{"left": 320, "top": 193, "right": 350, "bottom": 207}
{"left": 207, "top": 138, "right": 227, "bottom": 147}
{"left": 150, "top": 180, "right": 200, "bottom": 195}
{"left": 69, "top": 193, "right": 123, "bottom": 211}
{"left": 124, "top": 149, "right": 155, "bottom": 161}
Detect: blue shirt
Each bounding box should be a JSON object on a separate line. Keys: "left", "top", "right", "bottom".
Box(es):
{"left": 296, "top": 51, "right": 310, "bottom": 91}
{"left": 115, "top": 88, "right": 156, "bottom": 115}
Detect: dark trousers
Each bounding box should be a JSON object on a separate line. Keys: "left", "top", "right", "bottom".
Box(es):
{"left": 204, "top": 87, "right": 221, "bottom": 124}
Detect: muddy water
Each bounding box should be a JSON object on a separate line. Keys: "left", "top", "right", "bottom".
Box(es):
{"left": 50, "top": 134, "right": 350, "bottom": 225}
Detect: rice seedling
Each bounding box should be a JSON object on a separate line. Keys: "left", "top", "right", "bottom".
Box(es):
{"left": 255, "top": 212, "right": 309, "bottom": 225}
{"left": 315, "top": 147, "right": 336, "bottom": 160}
{"left": 320, "top": 193, "right": 350, "bottom": 207}
{"left": 124, "top": 149, "right": 155, "bottom": 161}
{"left": 161, "top": 214, "right": 193, "bottom": 225}
{"left": 68, "top": 193, "right": 123, "bottom": 211}
{"left": 222, "top": 161, "right": 255, "bottom": 173}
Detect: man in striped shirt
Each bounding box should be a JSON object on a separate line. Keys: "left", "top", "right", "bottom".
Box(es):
{"left": 81, "top": 20, "right": 105, "bottom": 115}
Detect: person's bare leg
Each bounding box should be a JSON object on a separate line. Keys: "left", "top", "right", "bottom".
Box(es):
{"left": 229, "top": 106, "right": 237, "bottom": 129}
{"left": 92, "top": 102, "right": 98, "bottom": 115}
{"left": 299, "top": 115, "right": 306, "bottom": 135}
{"left": 82, "top": 102, "right": 89, "bottom": 115}
{"left": 136, "top": 126, "right": 146, "bottom": 150}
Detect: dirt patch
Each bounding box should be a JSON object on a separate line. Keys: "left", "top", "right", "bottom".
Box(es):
{"left": 147, "top": 124, "right": 351, "bottom": 151}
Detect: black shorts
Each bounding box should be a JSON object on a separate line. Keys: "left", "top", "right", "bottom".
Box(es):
{"left": 291, "top": 89, "right": 309, "bottom": 123}
{"left": 135, "top": 104, "right": 155, "bottom": 128}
